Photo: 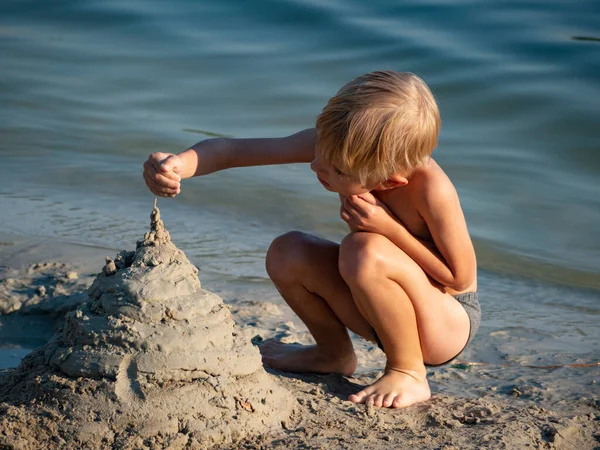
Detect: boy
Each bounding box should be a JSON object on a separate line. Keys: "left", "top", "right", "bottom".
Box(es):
{"left": 142, "top": 71, "right": 480, "bottom": 409}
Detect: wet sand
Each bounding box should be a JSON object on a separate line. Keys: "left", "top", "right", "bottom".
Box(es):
{"left": 0, "top": 232, "right": 598, "bottom": 449}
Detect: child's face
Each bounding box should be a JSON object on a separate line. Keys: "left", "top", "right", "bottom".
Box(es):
{"left": 310, "top": 146, "right": 374, "bottom": 195}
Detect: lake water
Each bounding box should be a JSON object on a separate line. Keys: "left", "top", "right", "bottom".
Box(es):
{"left": 0, "top": 0, "right": 599, "bottom": 369}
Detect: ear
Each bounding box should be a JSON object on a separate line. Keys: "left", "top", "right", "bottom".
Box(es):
{"left": 377, "top": 174, "right": 408, "bottom": 190}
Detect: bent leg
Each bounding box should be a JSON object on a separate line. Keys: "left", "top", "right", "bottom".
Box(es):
{"left": 339, "top": 232, "right": 470, "bottom": 408}
{"left": 260, "top": 231, "right": 374, "bottom": 376}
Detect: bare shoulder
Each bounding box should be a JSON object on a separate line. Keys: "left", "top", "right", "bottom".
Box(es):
{"left": 411, "top": 158, "right": 460, "bottom": 211}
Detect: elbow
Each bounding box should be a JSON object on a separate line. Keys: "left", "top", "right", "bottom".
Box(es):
{"left": 451, "top": 280, "right": 471, "bottom": 291}
{"left": 448, "top": 273, "right": 473, "bottom": 291}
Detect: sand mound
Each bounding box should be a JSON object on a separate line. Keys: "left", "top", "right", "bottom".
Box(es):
{"left": 0, "top": 202, "right": 293, "bottom": 449}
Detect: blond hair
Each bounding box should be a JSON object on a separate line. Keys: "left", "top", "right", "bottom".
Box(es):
{"left": 315, "top": 71, "right": 441, "bottom": 185}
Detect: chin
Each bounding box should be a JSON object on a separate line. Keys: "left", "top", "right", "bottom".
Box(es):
{"left": 344, "top": 188, "right": 370, "bottom": 196}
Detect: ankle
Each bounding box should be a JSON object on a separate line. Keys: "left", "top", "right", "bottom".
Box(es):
{"left": 385, "top": 360, "right": 426, "bottom": 376}
{"left": 385, "top": 365, "right": 427, "bottom": 382}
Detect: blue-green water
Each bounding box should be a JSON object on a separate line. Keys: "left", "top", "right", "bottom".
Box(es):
{"left": 0, "top": 0, "right": 599, "bottom": 367}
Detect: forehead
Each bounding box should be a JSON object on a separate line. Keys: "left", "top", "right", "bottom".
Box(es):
{"left": 316, "top": 141, "right": 347, "bottom": 166}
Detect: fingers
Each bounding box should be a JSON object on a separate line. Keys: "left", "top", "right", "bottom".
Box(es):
{"left": 357, "top": 191, "right": 377, "bottom": 204}
{"left": 344, "top": 197, "right": 367, "bottom": 218}
{"left": 341, "top": 196, "right": 378, "bottom": 231}
{"left": 356, "top": 193, "right": 391, "bottom": 217}
{"left": 161, "top": 169, "right": 181, "bottom": 182}
{"left": 340, "top": 207, "right": 351, "bottom": 223}
{"left": 348, "top": 194, "right": 386, "bottom": 218}
{"left": 143, "top": 170, "right": 180, "bottom": 197}
{"left": 340, "top": 202, "right": 362, "bottom": 230}
{"left": 146, "top": 153, "right": 181, "bottom": 179}
{"left": 143, "top": 161, "right": 181, "bottom": 188}
{"left": 147, "top": 152, "right": 169, "bottom": 172}
{"left": 348, "top": 194, "right": 377, "bottom": 210}
{"left": 143, "top": 156, "right": 182, "bottom": 197}
{"left": 160, "top": 155, "right": 182, "bottom": 175}
{"left": 346, "top": 195, "right": 365, "bottom": 211}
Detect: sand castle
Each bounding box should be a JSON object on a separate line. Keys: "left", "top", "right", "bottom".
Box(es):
{"left": 0, "top": 202, "right": 293, "bottom": 449}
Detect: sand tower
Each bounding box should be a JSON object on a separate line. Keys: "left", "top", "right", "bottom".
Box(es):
{"left": 0, "top": 202, "right": 293, "bottom": 449}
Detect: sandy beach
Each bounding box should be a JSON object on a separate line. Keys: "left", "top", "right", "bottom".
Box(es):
{"left": 1, "top": 227, "right": 598, "bottom": 449}
{"left": 2, "top": 0, "right": 600, "bottom": 447}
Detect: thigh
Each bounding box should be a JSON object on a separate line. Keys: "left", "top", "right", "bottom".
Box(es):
{"left": 343, "top": 233, "right": 471, "bottom": 365}
{"left": 268, "top": 231, "right": 376, "bottom": 340}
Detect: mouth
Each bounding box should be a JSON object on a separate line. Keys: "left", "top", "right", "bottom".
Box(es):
{"left": 317, "top": 175, "right": 330, "bottom": 187}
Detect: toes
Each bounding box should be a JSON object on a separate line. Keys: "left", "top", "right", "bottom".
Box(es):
{"left": 382, "top": 393, "right": 396, "bottom": 408}
{"left": 350, "top": 390, "right": 403, "bottom": 409}
{"left": 373, "top": 394, "right": 385, "bottom": 407}
{"left": 348, "top": 389, "right": 370, "bottom": 404}
{"left": 365, "top": 394, "right": 376, "bottom": 406}
{"left": 347, "top": 395, "right": 357, "bottom": 403}
{"left": 347, "top": 394, "right": 362, "bottom": 404}
{"left": 391, "top": 396, "right": 406, "bottom": 409}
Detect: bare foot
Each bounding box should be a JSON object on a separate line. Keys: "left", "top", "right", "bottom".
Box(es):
{"left": 348, "top": 367, "right": 431, "bottom": 408}
{"left": 260, "top": 340, "right": 357, "bottom": 376}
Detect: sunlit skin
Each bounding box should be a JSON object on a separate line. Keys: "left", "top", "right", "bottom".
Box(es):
{"left": 142, "top": 128, "right": 477, "bottom": 408}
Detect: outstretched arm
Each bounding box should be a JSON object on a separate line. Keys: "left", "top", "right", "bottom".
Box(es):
{"left": 177, "top": 128, "right": 316, "bottom": 178}
{"left": 143, "top": 128, "right": 316, "bottom": 197}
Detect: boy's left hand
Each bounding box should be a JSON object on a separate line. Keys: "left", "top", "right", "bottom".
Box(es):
{"left": 341, "top": 192, "right": 396, "bottom": 235}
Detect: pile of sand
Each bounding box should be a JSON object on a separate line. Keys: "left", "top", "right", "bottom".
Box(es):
{"left": 0, "top": 203, "right": 293, "bottom": 449}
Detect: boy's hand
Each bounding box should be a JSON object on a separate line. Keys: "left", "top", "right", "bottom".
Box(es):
{"left": 143, "top": 152, "right": 183, "bottom": 197}
{"left": 340, "top": 192, "right": 397, "bottom": 235}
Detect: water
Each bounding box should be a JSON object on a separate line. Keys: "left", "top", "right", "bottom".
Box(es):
{"left": 0, "top": 0, "right": 599, "bottom": 367}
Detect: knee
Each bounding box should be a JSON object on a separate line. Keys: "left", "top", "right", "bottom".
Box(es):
{"left": 338, "top": 232, "right": 387, "bottom": 285}
{"left": 266, "top": 231, "right": 310, "bottom": 284}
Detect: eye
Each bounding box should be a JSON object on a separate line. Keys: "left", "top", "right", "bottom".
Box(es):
{"left": 333, "top": 166, "right": 345, "bottom": 176}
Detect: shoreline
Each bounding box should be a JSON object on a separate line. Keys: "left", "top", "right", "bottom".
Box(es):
{"left": 0, "top": 233, "right": 598, "bottom": 448}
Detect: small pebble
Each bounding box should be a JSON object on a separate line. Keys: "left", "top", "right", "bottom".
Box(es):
{"left": 309, "top": 387, "right": 324, "bottom": 396}
{"left": 36, "top": 285, "right": 47, "bottom": 296}
{"left": 103, "top": 258, "right": 117, "bottom": 276}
